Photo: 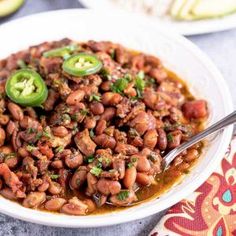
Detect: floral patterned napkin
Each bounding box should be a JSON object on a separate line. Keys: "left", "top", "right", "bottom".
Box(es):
{"left": 149, "top": 136, "right": 236, "bottom": 236}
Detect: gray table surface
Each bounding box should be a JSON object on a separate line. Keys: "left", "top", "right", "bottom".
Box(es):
{"left": 0, "top": 1, "right": 235, "bottom": 235}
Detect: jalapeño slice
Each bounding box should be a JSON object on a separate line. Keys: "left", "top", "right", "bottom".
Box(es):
{"left": 5, "top": 69, "right": 48, "bottom": 107}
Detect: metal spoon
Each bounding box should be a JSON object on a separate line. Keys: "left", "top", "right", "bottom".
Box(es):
{"left": 162, "top": 110, "right": 236, "bottom": 170}
{"left": 94, "top": 110, "right": 236, "bottom": 206}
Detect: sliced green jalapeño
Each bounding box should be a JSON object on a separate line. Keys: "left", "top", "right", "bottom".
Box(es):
{"left": 62, "top": 53, "right": 103, "bottom": 77}
{"left": 5, "top": 69, "right": 48, "bottom": 107}
{"left": 43, "top": 45, "right": 77, "bottom": 59}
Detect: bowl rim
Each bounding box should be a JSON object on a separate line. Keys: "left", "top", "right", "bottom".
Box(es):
{"left": 0, "top": 9, "right": 234, "bottom": 228}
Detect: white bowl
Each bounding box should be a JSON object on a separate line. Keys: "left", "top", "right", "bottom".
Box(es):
{"left": 0, "top": 9, "right": 233, "bottom": 228}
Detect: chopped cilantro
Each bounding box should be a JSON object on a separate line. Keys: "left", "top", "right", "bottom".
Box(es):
{"left": 76, "top": 179, "right": 81, "bottom": 187}
{"left": 26, "top": 145, "right": 36, "bottom": 152}
{"left": 4, "top": 153, "right": 17, "bottom": 161}
{"left": 128, "top": 157, "right": 137, "bottom": 168}
{"left": 96, "top": 162, "right": 103, "bottom": 168}
{"left": 110, "top": 49, "right": 116, "bottom": 59}
{"left": 167, "top": 133, "right": 174, "bottom": 142}
{"left": 27, "top": 128, "right": 36, "bottom": 134}
{"left": 86, "top": 155, "right": 95, "bottom": 163}
{"left": 35, "top": 132, "right": 43, "bottom": 141}
{"left": 55, "top": 146, "right": 64, "bottom": 153}
{"left": 61, "top": 114, "right": 71, "bottom": 122}
{"left": 17, "top": 59, "right": 27, "bottom": 69}
{"left": 100, "top": 68, "right": 111, "bottom": 80}
{"left": 71, "top": 113, "right": 79, "bottom": 121}
{"left": 98, "top": 157, "right": 111, "bottom": 165}
{"left": 137, "top": 71, "right": 145, "bottom": 80}
{"left": 111, "top": 77, "right": 129, "bottom": 94}
{"left": 43, "top": 130, "right": 51, "bottom": 139}
{"left": 135, "top": 71, "right": 146, "bottom": 98}
{"left": 90, "top": 166, "right": 102, "bottom": 177}
{"left": 50, "top": 174, "right": 60, "bottom": 180}
{"left": 80, "top": 109, "right": 89, "bottom": 116}
{"left": 146, "top": 77, "right": 156, "bottom": 86}
{"left": 128, "top": 128, "right": 139, "bottom": 138}
{"left": 89, "top": 129, "right": 95, "bottom": 138}
{"left": 89, "top": 94, "right": 101, "bottom": 102}
{"left": 117, "top": 190, "right": 129, "bottom": 201}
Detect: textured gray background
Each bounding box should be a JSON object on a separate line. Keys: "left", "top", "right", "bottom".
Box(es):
{"left": 0, "top": 0, "right": 235, "bottom": 235}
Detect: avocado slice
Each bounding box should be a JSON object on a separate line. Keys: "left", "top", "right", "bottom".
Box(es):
{"left": 170, "top": 0, "right": 186, "bottom": 17}
{"left": 0, "top": 0, "right": 24, "bottom": 18}
{"left": 192, "top": 0, "right": 236, "bottom": 19}
{"left": 177, "top": 0, "right": 199, "bottom": 19}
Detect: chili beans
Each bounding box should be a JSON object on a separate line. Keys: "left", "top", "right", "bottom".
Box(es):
{"left": 7, "top": 102, "right": 24, "bottom": 121}
{"left": 45, "top": 198, "right": 67, "bottom": 211}
{"left": 123, "top": 166, "right": 137, "bottom": 189}
{"left": 0, "top": 128, "right": 5, "bottom": 147}
{"left": 0, "top": 39, "right": 207, "bottom": 215}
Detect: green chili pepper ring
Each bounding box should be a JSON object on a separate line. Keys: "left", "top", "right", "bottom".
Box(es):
{"left": 62, "top": 53, "right": 103, "bottom": 76}
{"left": 5, "top": 69, "right": 48, "bottom": 107}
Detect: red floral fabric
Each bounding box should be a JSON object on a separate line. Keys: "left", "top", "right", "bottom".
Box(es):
{"left": 149, "top": 137, "right": 236, "bottom": 236}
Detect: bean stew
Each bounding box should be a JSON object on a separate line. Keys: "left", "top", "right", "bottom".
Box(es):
{"left": 0, "top": 39, "right": 208, "bottom": 215}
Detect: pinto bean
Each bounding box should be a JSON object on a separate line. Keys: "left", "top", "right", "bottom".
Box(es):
{"left": 97, "top": 178, "right": 121, "bottom": 195}
{"left": 100, "top": 81, "right": 112, "bottom": 91}
{"left": 38, "top": 181, "right": 49, "bottom": 192}
{"left": 110, "top": 189, "right": 138, "bottom": 206}
{"left": 148, "top": 68, "right": 167, "bottom": 83}
{"left": 123, "top": 166, "right": 137, "bottom": 189}
{"left": 70, "top": 167, "right": 87, "bottom": 190}
{"left": 65, "top": 151, "right": 83, "bottom": 169}
{"left": 95, "top": 120, "right": 107, "bottom": 135}
{"left": 0, "top": 128, "right": 6, "bottom": 147}
{"left": 113, "top": 159, "right": 125, "bottom": 179}
{"left": 115, "top": 143, "right": 138, "bottom": 155}
{"left": 100, "top": 107, "right": 116, "bottom": 121}
{"left": 157, "top": 128, "right": 167, "bottom": 150}
{"left": 23, "top": 192, "right": 46, "bottom": 208}
{"left": 136, "top": 173, "right": 151, "bottom": 186}
{"left": 66, "top": 89, "right": 85, "bottom": 105}
{"left": 136, "top": 155, "right": 151, "bottom": 172}
{"left": 48, "top": 181, "right": 62, "bottom": 195}
{"left": 94, "top": 134, "right": 116, "bottom": 149}
{"left": 6, "top": 120, "right": 16, "bottom": 135}
{"left": 52, "top": 126, "right": 68, "bottom": 137}
{"left": 61, "top": 197, "right": 88, "bottom": 215}
{"left": 89, "top": 102, "right": 104, "bottom": 115}
{"left": 184, "top": 149, "right": 199, "bottom": 162}
{"left": 178, "top": 162, "right": 190, "bottom": 172}
{"left": 83, "top": 199, "right": 96, "bottom": 213}
{"left": 0, "top": 114, "right": 9, "bottom": 125}
{"left": 84, "top": 116, "right": 96, "bottom": 129}
{"left": 167, "top": 130, "right": 182, "bottom": 149}
{"left": 0, "top": 188, "right": 17, "bottom": 200}
{"left": 51, "top": 160, "right": 63, "bottom": 169}
{"left": 45, "top": 198, "right": 66, "bottom": 211}
{"left": 143, "top": 129, "right": 158, "bottom": 150}
{"left": 7, "top": 103, "right": 23, "bottom": 121}
{"left": 86, "top": 172, "right": 97, "bottom": 196}
{"left": 102, "top": 92, "right": 122, "bottom": 106}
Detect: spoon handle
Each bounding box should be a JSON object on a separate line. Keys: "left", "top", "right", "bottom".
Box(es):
{"left": 162, "top": 110, "right": 236, "bottom": 169}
